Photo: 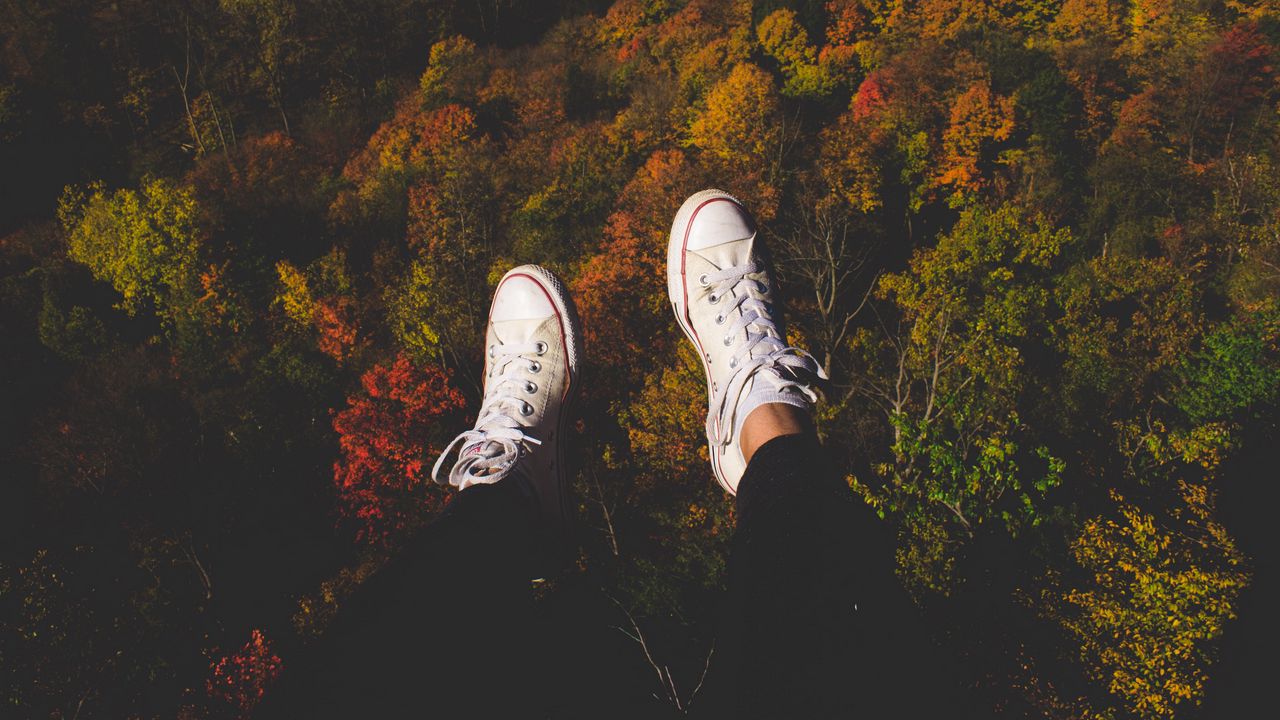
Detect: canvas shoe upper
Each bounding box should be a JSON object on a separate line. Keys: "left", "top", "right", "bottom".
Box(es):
{"left": 432, "top": 265, "right": 580, "bottom": 531}
{"left": 667, "top": 190, "right": 826, "bottom": 494}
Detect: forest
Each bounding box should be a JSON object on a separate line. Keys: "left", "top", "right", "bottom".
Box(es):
{"left": 2, "top": 0, "right": 1278, "bottom": 717}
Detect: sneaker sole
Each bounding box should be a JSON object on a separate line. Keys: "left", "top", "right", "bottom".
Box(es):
{"left": 492, "top": 264, "right": 581, "bottom": 538}
{"left": 666, "top": 189, "right": 747, "bottom": 494}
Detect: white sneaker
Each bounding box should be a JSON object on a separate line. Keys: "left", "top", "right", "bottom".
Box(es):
{"left": 432, "top": 265, "right": 581, "bottom": 531}
{"left": 667, "top": 190, "right": 826, "bottom": 494}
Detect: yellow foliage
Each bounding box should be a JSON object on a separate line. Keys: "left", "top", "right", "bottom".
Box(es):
{"left": 419, "top": 35, "right": 480, "bottom": 105}
{"left": 385, "top": 260, "right": 443, "bottom": 363}
{"left": 1120, "top": 0, "right": 1215, "bottom": 79}
{"left": 758, "top": 9, "right": 815, "bottom": 69}
{"left": 936, "top": 79, "right": 1016, "bottom": 202}
{"left": 624, "top": 341, "right": 708, "bottom": 484}
{"left": 292, "top": 554, "right": 383, "bottom": 638}
{"left": 687, "top": 62, "right": 780, "bottom": 166}
{"left": 1054, "top": 486, "right": 1249, "bottom": 719}
{"left": 274, "top": 260, "right": 314, "bottom": 327}
{"left": 60, "top": 178, "right": 209, "bottom": 329}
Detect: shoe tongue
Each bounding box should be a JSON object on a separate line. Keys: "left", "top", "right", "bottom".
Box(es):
{"left": 490, "top": 316, "right": 553, "bottom": 345}
{"left": 690, "top": 234, "right": 755, "bottom": 274}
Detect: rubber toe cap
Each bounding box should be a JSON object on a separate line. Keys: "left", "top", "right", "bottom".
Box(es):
{"left": 685, "top": 197, "right": 755, "bottom": 251}
{"left": 491, "top": 273, "right": 555, "bottom": 321}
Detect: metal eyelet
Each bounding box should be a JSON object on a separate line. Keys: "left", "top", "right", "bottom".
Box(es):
{"left": 525, "top": 381, "right": 537, "bottom": 394}
{"left": 729, "top": 358, "right": 737, "bottom": 369}
{"left": 488, "top": 345, "right": 496, "bottom": 358}
{"left": 535, "top": 341, "right": 548, "bottom": 355}
{"left": 715, "top": 314, "right": 724, "bottom": 325}
{"left": 698, "top": 273, "right": 710, "bottom": 287}
{"left": 520, "top": 402, "right": 534, "bottom": 416}
{"left": 528, "top": 361, "right": 541, "bottom": 373}
{"left": 723, "top": 335, "right": 732, "bottom": 347}
{"left": 758, "top": 282, "right": 769, "bottom": 294}
{"left": 708, "top": 294, "right": 720, "bottom": 304}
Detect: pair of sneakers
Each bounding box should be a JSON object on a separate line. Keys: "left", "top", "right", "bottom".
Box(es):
{"left": 430, "top": 190, "right": 826, "bottom": 530}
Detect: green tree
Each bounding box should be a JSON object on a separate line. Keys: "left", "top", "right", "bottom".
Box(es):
{"left": 856, "top": 204, "right": 1070, "bottom": 594}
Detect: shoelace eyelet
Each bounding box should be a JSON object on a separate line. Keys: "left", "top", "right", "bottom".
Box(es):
{"left": 708, "top": 293, "right": 720, "bottom": 304}
{"left": 520, "top": 402, "right": 534, "bottom": 416}
{"left": 723, "top": 335, "right": 732, "bottom": 347}
{"left": 715, "top": 314, "right": 724, "bottom": 325}
{"left": 528, "top": 361, "right": 541, "bottom": 373}
{"left": 525, "top": 381, "right": 537, "bottom": 394}
{"left": 488, "top": 344, "right": 496, "bottom": 358}
{"left": 698, "top": 273, "right": 710, "bottom": 287}
{"left": 729, "top": 358, "right": 738, "bottom": 369}
{"left": 535, "top": 341, "right": 548, "bottom": 355}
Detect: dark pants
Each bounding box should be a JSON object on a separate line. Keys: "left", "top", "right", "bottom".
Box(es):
{"left": 262, "top": 434, "right": 956, "bottom": 718}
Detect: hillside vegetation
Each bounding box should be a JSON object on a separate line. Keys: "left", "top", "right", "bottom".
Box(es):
{"left": 2, "top": 1, "right": 1278, "bottom": 717}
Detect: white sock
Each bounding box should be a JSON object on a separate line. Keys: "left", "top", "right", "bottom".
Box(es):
{"left": 732, "top": 382, "right": 812, "bottom": 442}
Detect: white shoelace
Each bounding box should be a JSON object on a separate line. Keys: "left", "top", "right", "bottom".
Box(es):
{"left": 432, "top": 341, "right": 545, "bottom": 489}
{"left": 702, "top": 262, "right": 827, "bottom": 444}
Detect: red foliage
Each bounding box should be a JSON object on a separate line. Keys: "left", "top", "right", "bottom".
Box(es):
{"left": 188, "top": 131, "right": 317, "bottom": 215}
{"left": 1107, "top": 86, "right": 1163, "bottom": 149}
{"left": 825, "top": 0, "right": 870, "bottom": 46}
{"left": 314, "top": 295, "right": 359, "bottom": 363}
{"left": 331, "top": 354, "right": 466, "bottom": 544}
{"left": 206, "top": 629, "right": 282, "bottom": 719}
{"left": 852, "top": 70, "right": 890, "bottom": 121}
{"left": 1196, "top": 23, "right": 1275, "bottom": 136}
{"left": 329, "top": 100, "right": 478, "bottom": 223}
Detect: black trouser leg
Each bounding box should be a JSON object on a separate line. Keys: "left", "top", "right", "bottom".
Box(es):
{"left": 717, "top": 433, "right": 868, "bottom": 718}
{"left": 695, "top": 433, "right": 965, "bottom": 719}
{"left": 260, "top": 478, "right": 543, "bottom": 719}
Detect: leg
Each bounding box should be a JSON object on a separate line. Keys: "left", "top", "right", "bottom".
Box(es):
{"left": 717, "top": 426, "right": 968, "bottom": 718}
{"left": 667, "top": 192, "right": 961, "bottom": 717}
{"left": 264, "top": 265, "right": 582, "bottom": 717}
{"left": 739, "top": 401, "right": 810, "bottom": 463}
{"left": 720, "top": 430, "right": 865, "bottom": 718}
{"left": 261, "top": 478, "right": 543, "bottom": 718}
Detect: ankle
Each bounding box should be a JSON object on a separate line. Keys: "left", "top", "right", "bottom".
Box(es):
{"left": 739, "top": 402, "right": 812, "bottom": 464}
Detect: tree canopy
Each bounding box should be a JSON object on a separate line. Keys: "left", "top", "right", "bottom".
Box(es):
{"left": 2, "top": 1, "right": 1277, "bottom": 717}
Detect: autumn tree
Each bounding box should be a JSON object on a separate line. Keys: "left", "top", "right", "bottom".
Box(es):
{"left": 206, "top": 628, "right": 283, "bottom": 719}
{"left": 274, "top": 248, "right": 358, "bottom": 363}
{"left": 1052, "top": 485, "right": 1249, "bottom": 720}
{"left": 936, "top": 79, "right": 1016, "bottom": 205}
{"left": 419, "top": 35, "right": 486, "bottom": 107}
{"left": 331, "top": 354, "right": 466, "bottom": 545}
{"left": 58, "top": 179, "right": 227, "bottom": 332}
{"left": 330, "top": 100, "right": 479, "bottom": 226}
{"left": 573, "top": 149, "right": 698, "bottom": 403}
{"left": 757, "top": 8, "right": 839, "bottom": 98}
{"left": 687, "top": 62, "right": 784, "bottom": 215}
{"left": 1053, "top": 254, "right": 1204, "bottom": 425}
{"left": 1174, "top": 22, "right": 1275, "bottom": 164}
